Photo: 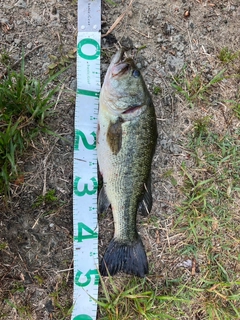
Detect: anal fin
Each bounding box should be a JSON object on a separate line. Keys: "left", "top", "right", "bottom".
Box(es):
{"left": 98, "top": 186, "right": 110, "bottom": 214}
{"left": 138, "top": 176, "right": 153, "bottom": 216}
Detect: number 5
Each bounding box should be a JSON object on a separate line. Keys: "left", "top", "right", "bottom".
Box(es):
{"left": 75, "top": 269, "right": 99, "bottom": 287}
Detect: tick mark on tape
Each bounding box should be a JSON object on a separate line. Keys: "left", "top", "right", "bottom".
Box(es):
{"left": 74, "top": 158, "right": 87, "bottom": 162}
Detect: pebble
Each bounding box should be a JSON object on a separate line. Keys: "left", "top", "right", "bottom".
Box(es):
{"left": 172, "top": 42, "right": 185, "bottom": 52}
{"left": 157, "top": 34, "right": 164, "bottom": 43}
{"left": 42, "top": 62, "right": 50, "bottom": 71}
{"left": 16, "top": 20, "right": 24, "bottom": 25}
{"left": 15, "top": 0, "right": 27, "bottom": 8}
{"left": 27, "top": 42, "right": 33, "bottom": 50}
{"left": 0, "top": 18, "right": 9, "bottom": 24}
{"left": 120, "top": 36, "right": 133, "bottom": 49}
{"left": 160, "top": 139, "right": 168, "bottom": 149}
{"left": 163, "top": 23, "right": 174, "bottom": 36}
{"left": 166, "top": 55, "right": 184, "bottom": 74}
{"left": 172, "top": 35, "right": 183, "bottom": 43}
{"left": 69, "top": 78, "right": 77, "bottom": 91}
{"left": 143, "top": 60, "right": 149, "bottom": 67}
{"left": 136, "top": 62, "right": 142, "bottom": 69}
{"left": 5, "top": 34, "right": 14, "bottom": 43}
{"left": 49, "top": 6, "right": 60, "bottom": 22}
{"left": 14, "top": 38, "right": 21, "bottom": 45}
{"left": 31, "top": 9, "right": 42, "bottom": 25}
{"left": 207, "top": 26, "right": 213, "bottom": 32}
{"left": 128, "top": 10, "right": 133, "bottom": 18}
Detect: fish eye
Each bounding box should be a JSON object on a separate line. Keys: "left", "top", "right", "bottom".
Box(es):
{"left": 132, "top": 69, "right": 140, "bottom": 78}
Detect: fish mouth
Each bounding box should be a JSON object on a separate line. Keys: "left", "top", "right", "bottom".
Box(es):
{"left": 122, "top": 105, "right": 143, "bottom": 114}
{"left": 111, "top": 49, "right": 131, "bottom": 77}
{"left": 111, "top": 48, "right": 125, "bottom": 64}
{"left": 112, "top": 62, "right": 129, "bottom": 77}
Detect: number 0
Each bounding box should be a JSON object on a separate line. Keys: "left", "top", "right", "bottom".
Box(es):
{"left": 78, "top": 38, "right": 100, "bottom": 60}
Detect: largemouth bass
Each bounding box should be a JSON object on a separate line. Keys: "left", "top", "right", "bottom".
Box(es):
{"left": 97, "top": 49, "right": 157, "bottom": 277}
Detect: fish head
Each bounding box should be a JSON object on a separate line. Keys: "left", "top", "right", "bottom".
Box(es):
{"left": 101, "top": 49, "right": 151, "bottom": 117}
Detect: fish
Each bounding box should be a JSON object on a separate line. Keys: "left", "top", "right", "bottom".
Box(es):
{"left": 97, "top": 49, "right": 157, "bottom": 277}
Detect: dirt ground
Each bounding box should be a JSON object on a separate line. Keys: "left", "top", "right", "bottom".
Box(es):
{"left": 0, "top": 0, "right": 240, "bottom": 319}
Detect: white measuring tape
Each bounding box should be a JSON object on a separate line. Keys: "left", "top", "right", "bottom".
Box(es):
{"left": 72, "top": 1, "right": 101, "bottom": 319}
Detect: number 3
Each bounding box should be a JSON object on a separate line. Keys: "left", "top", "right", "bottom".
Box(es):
{"left": 74, "top": 177, "right": 98, "bottom": 197}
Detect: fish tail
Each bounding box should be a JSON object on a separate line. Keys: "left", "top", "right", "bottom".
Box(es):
{"left": 99, "top": 236, "right": 148, "bottom": 277}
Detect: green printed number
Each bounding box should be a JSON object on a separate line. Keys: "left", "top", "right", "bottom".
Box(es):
{"left": 75, "top": 269, "right": 99, "bottom": 287}
{"left": 74, "top": 222, "right": 97, "bottom": 242}
{"left": 73, "top": 315, "right": 93, "bottom": 320}
{"left": 75, "top": 130, "right": 96, "bottom": 150}
{"left": 74, "top": 177, "right": 98, "bottom": 197}
{"left": 78, "top": 38, "right": 100, "bottom": 60}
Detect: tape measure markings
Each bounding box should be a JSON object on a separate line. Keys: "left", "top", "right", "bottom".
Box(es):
{"left": 72, "top": 0, "right": 101, "bottom": 319}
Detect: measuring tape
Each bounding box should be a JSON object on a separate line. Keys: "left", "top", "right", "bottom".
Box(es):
{"left": 72, "top": 1, "right": 101, "bottom": 319}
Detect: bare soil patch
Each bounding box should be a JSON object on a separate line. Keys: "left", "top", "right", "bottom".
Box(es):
{"left": 1, "top": 0, "right": 239, "bottom": 319}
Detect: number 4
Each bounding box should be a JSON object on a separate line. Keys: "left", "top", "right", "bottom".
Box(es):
{"left": 74, "top": 222, "right": 98, "bottom": 242}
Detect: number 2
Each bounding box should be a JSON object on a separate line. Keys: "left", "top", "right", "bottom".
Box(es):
{"left": 74, "top": 130, "right": 96, "bottom": 150}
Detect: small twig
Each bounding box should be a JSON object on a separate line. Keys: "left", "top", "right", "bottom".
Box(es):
{"left": 191, "top": 258, "right": 196, "bottom": 276}
{"left": 156, "top": 230, "right": 160, "bottom": 244}
{"left": 218, "top": 101, "right": 233, "bottom": 127}
{"left": 42, "top": 142, "right": 57, "bottom": 196}
{"left": 66, "top": 260, "right": 73, "bottom": 283}
{"left": 0, "top": 44, "right": 43, "bottom": 79}
{"left": 11, "top": 44, "right": 44, "bottom": 69}
{"left": 32, "top": 211, "right": 43, "bottom": 229}
{"left": 54, "top": 83, "right": 65, "bottom": 110}
{"left": 130, "top": 26, "right": 151, "bottom": 39}
{"left": 57, "top": 267, "right": 74, "bottom": 273}
{"left": 153, "top": 68, "right": 169, "bottom": 88}
{"left": 102, "top": 11, "right": 127, "bottom": 38}
{"left": 102, "top": 0, "right": 135, "bottom": 37}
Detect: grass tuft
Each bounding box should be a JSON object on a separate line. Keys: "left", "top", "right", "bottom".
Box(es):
{"left": 218, "top": 47, "right": 240, "bottom": 64}
{"left": 172, "top": 68, "right": 225, "bottom": 107}
{"left": 33, "top": 189, "right": 59, "bottom": 208}
{"left": 0, "top": 59, "right": 60, "bottom": 196}
{"left": 97, "top": 276, "right": 191, "bottom": 320}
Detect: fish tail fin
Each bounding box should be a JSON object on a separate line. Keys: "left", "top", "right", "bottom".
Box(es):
{"left": 99, "top": 236, "right": 148, "bottom": 277}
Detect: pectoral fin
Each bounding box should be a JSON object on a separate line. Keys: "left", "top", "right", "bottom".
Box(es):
{"left": 106, "top": 117, "right": 124, "bottom": 155}
{"left": 98, "top": 186, "right": 110, "bottom": 214}
{"left": 138, "top": 176, "right": 153, "bottom": 216}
